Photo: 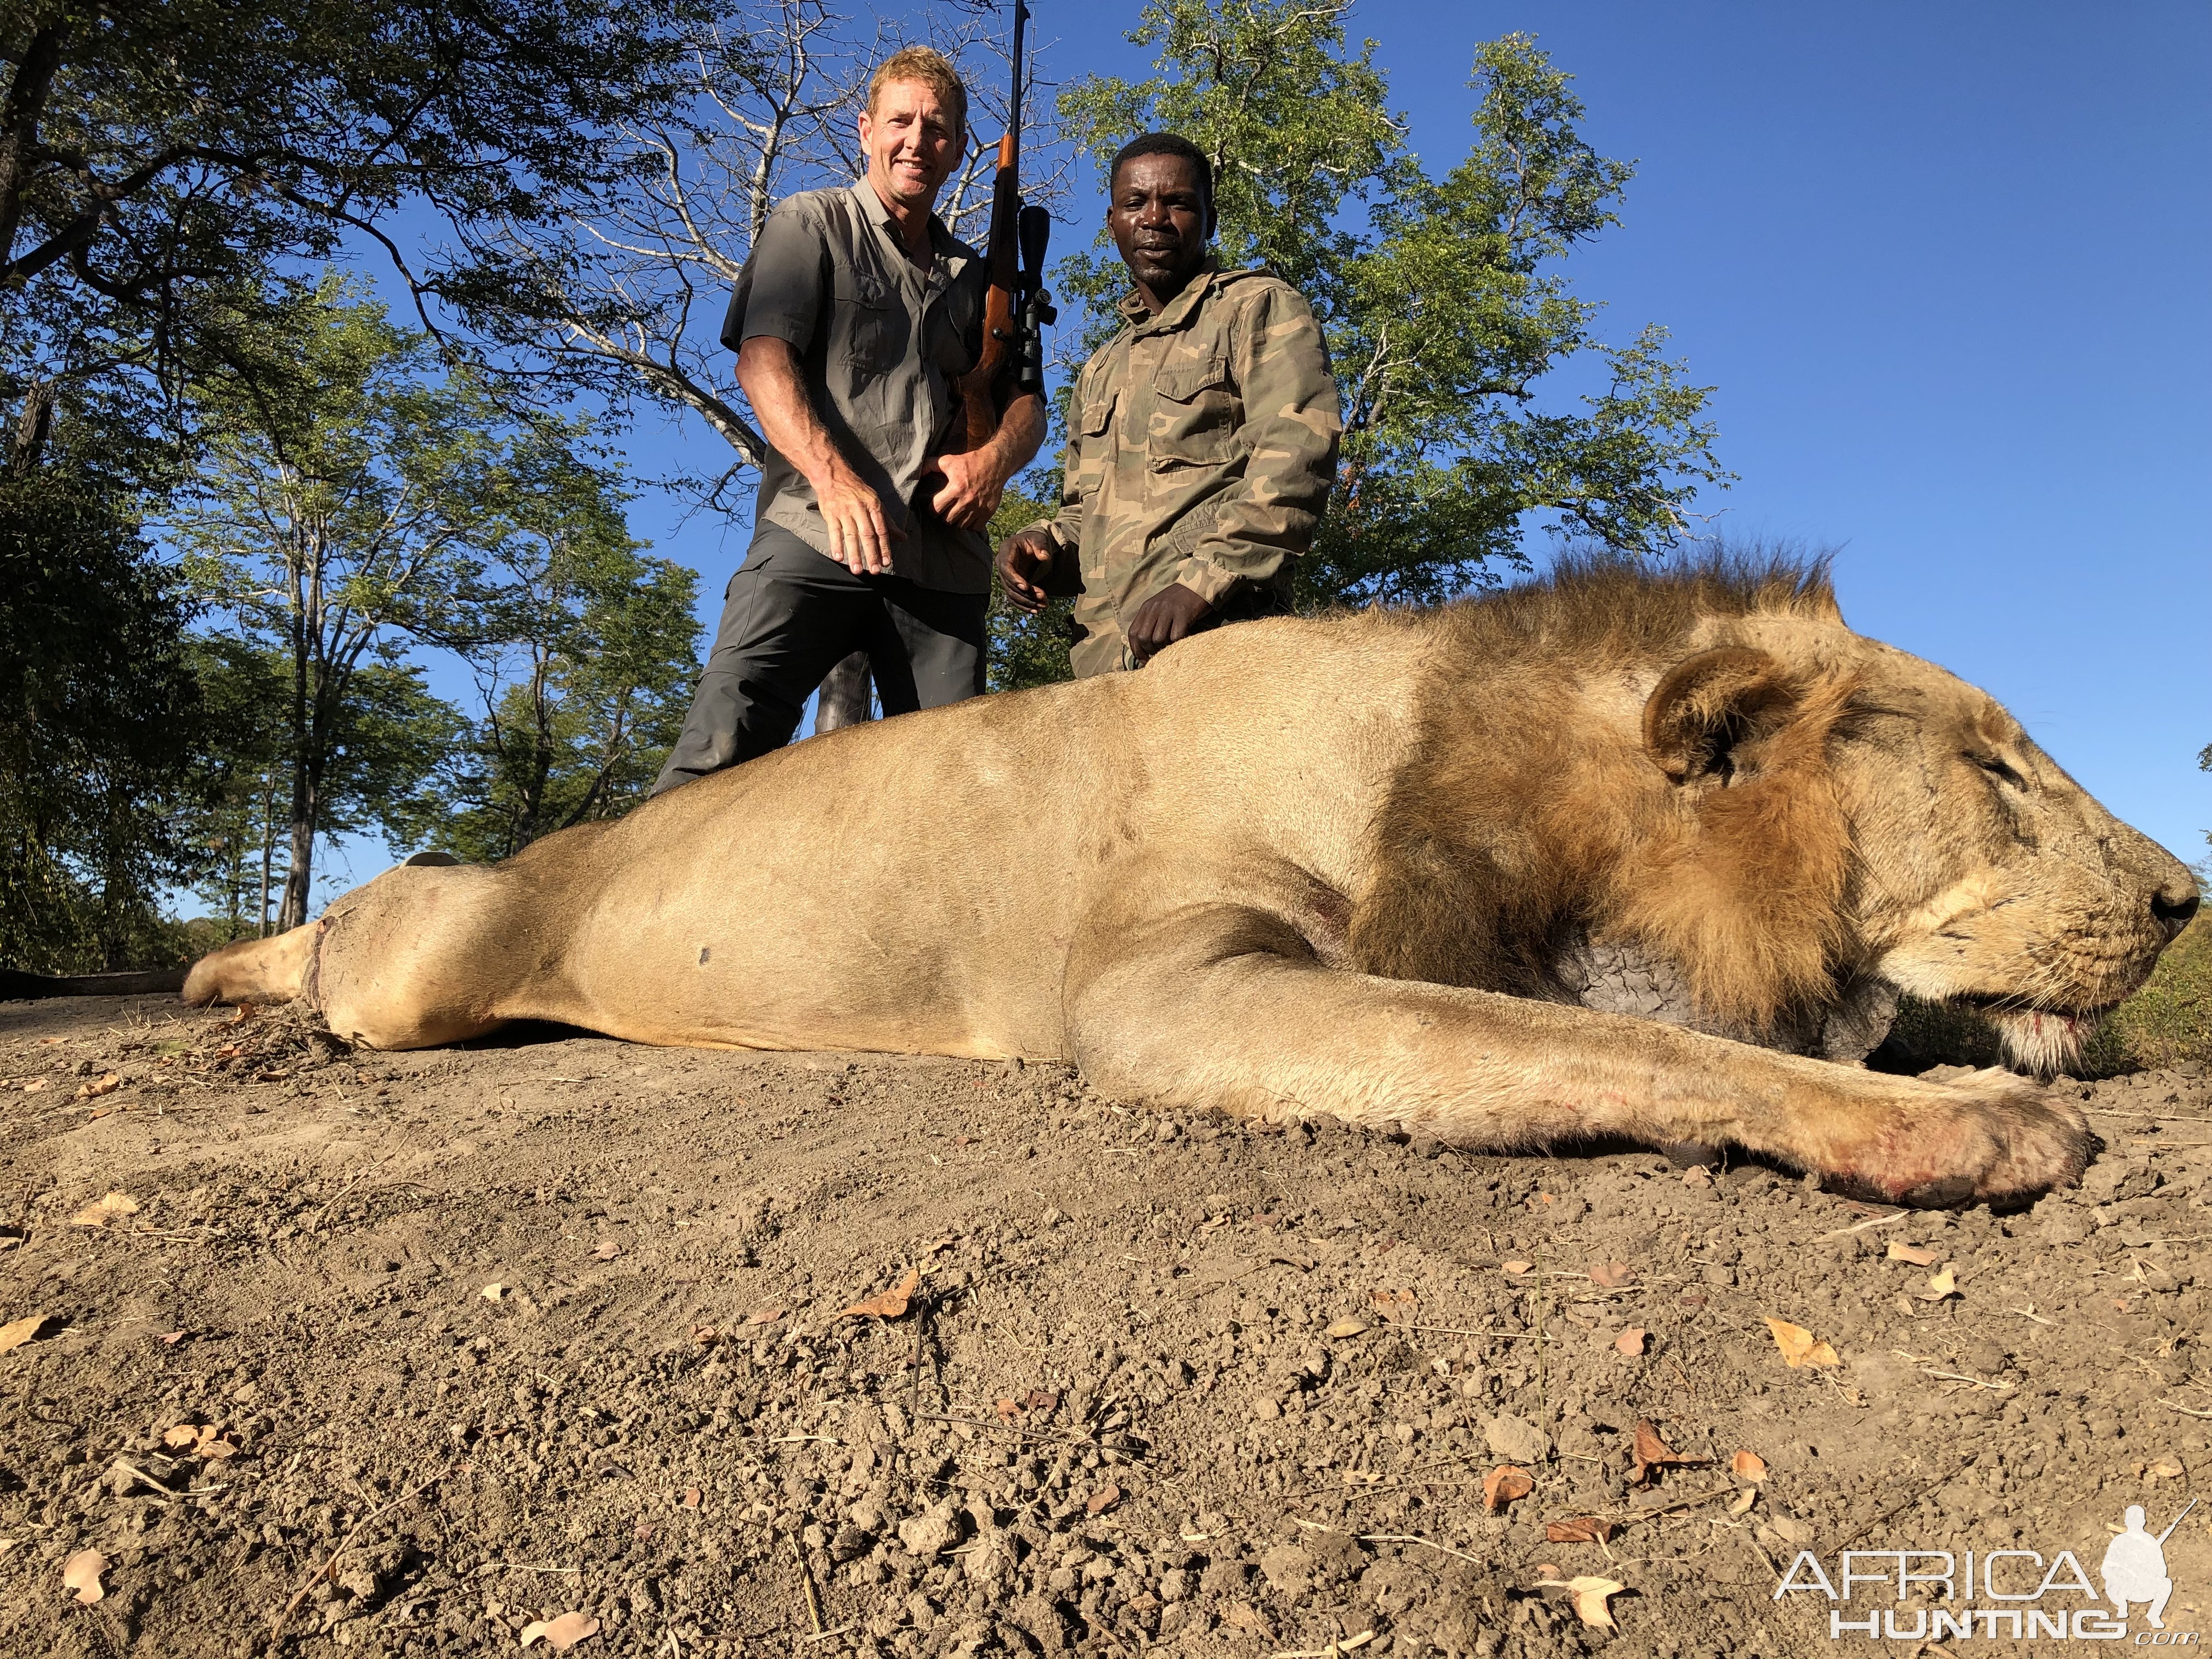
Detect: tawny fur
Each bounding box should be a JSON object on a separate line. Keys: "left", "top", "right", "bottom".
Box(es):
{"left": 182, "top": 554, "right": 2198, "bottom": 1206}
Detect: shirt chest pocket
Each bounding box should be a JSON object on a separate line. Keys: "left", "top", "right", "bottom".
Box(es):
{"left": 1147, "top": 354, "right": 1240, "bottom": 467}
{"left": 1073, "top": 390, "right": 1117, "bottom": 487}
{"left": 831, "top": 271, "right": 904, "bottom": 374}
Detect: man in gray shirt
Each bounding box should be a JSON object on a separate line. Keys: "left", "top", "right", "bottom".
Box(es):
{"left": 653, "top": 47, "right": 1046, "bottom": 792}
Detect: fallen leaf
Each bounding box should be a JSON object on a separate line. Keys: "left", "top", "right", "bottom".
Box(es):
{"left": 228, "top": 1003, "right": 256, "bottom": 1024}
{"left": 928, "top": 1233, "right": 957, "bottom": 1254}
{"left": 1917, "top": 1266, "right": 1959, "bottom": 1302}
{"left": 21, "top": 1079, "right": 46, "bottom": 1093}
{"left": 1728, "top": 1488, "right": 1757, "bottom": 1516}
{"left": 681, "top": 1487, "right": 701, "bottom": 1510}
{"left": 1223, "top": 1602, "right": 1270, "bottom": 1636}
{"left": 519, "top": 1611, "right": 600, "bottom": 1651}
{"left": 1482, "top": 1465, "right": 1532, "bottom": 1513}
{"left": 1886, "top": 1240, "right": 1939, "bottom": 1267}
{"left": 1372, "top": 1288, "right": 1418, "bottom": 1320}
{"left": 839, "top": 1264, "right": 921, "bottom": 1320}
{"left": 1023, "top": 1389, "right": 1059, "bottom": 1414}
{"left": 743, "top": 1304, "right": 786, "bottom": 1327}
{"left": 68, "top": 1191, "right": 139, "bottom": 1228}
{"left": 1564, "top": 1575, "right": 1624, "bottom": 1629}
{"left": 481, "top": 1282, "right": 506, "bottom": 1302}
{"left": 1730, "top": 1449, "right": 1769, "bottom": 1482}
{"left": 1502, "top": 1260, "right": 1533, "bottom": 1276}
{"left": 591, "top": 1241, "right": 621, "bottom": 1260}
{"left": 63, "top": 1548, "right": 106, "bottom": 1604}
{"left": 1764, "top": 1317, "right": 1841, "bottom": 1369}
{"left": 0, "top": 1313, "right": 50, "bottom": 1354}
{"left": 690, "top": 1324, "right": 717, "bottom": 1345}
{"left": 163, "top": 1425, "right": 201, "bottom": 1449}
{"left": 1324, "top": 1317, "right": 1371, "bottom": 1339}
{"left": 2148, "top": 1455, "right": 2186, "bottom": 1480}
{"left": 198, "top": 1434, "right": 239, "bottom": 1460}
{"left": 156, "top": 1330, "right": 185, "bottom": 1346}
{"left": 995, "top": 1398, "right": 1021, "bottom": 1423}
{"left": 1587, "top": 1261, "right": 1635, "bottom": 1289}
{"left": 1613, "top": 1327, "right": 1647, "bottom": 1357}
{"left": 86, "top": 1106, "right": 119, "bottom": 1121}
{"left": 1629, "top": 1419, "right": 1707, "bottom": 1486}
{"left": 1544, "top": 1516, "right": 1616, "bottom": 1544}
{"left": 1085, "top": 1482, "right": 1121, "bottom": 1516}
{"left": 76, "top": 1073, "right": 121, "bottom": 1100}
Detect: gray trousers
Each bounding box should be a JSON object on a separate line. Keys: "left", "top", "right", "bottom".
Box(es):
{"left": 652, "top": 524, "right": 986, "bottom": 794}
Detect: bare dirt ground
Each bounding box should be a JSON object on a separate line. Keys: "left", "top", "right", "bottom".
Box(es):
{"left": 3, "top": 994, "right": 2211, "bottom": 1659}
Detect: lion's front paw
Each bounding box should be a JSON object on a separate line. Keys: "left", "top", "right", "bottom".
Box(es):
{"left": 1831, "top": 1069, "right": 2092, "bottom": 1209}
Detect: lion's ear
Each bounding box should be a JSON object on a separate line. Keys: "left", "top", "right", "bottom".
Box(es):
{"left": 1642, "top": 646, "right": 1800, "bottom": 784}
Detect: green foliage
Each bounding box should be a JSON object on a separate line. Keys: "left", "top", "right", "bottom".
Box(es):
{"left": 0, "top": 0, "right": 708, "bottom": 375}
{"left": 0, "top": 470, "right": 207, "bottom": 971}
{"left": 985, "top": 481, "right": 1076, "bottom": 695}
{"left": 169, "top": 276, "right": 655, "bottom": 923}
{"left": 2080, "top": 913, "right": 2212, "bottom": 1075}
{"left": 1058, "top": 4, "right": 1731, "bottom": 607}
{"left": 428, "top": 528, "right": 701, "bottom": 864}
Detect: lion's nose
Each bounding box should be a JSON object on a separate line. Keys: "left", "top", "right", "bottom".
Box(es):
{"left": 2152, "top": 885, "right": 2200, "bottom": 944}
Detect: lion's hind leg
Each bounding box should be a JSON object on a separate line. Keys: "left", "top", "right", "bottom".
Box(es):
{"left": 181, "top": 925, "right": 318, "bottom": 1008}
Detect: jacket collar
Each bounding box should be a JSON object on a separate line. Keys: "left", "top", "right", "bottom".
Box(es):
{"left": 1118, "top": 256, "right": 1246, "bottom": 333}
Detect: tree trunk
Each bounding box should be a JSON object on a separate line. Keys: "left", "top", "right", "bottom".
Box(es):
{"left": 257, "top": 770, "right": 276, "bottom": 937}
{"left": 276, "top": 759, "right": 317, "bottom": 932}
{"left": 814, "top": 654, "right": 873, "bottom": 732}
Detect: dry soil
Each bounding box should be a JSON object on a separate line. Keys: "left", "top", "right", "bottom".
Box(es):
{"left": 2, "top": 995, "right": 2210, "bottom": 1658}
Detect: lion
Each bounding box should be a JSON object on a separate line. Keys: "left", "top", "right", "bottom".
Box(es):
{"left": 184, "top": 555, "right": 2198, "bottom": 1206}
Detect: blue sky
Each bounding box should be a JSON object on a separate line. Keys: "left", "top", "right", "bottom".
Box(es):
{"left": 312, "top": 1, "right": 2209, "bottom": 900}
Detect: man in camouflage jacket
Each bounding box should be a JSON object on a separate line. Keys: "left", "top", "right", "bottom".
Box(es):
{"left": 996, "top": 134, "right": 1340, "bottom": 676}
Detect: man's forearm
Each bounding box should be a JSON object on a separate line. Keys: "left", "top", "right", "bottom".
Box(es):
{"left": 736, "top": 335, "right": 853, "bottom": 494}
{"left": 978, "top": 393, "right": 1047, "bottom": 489}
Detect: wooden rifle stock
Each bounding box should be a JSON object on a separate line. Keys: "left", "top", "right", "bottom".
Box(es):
{"left": 953, "top": 131, "right": 1022, "bottom": 451}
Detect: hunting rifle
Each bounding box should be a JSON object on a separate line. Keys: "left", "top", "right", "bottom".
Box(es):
{"left": 951, "top": 0, "right": 1055, "bottom": 449}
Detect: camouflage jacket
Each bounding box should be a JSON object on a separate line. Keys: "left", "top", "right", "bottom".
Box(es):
{"left": 1026, "top": 262, "right": 1340, "bottom": 676}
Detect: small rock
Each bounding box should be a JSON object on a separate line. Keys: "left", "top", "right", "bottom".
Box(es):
{"left": 1200, "top": 1558, "right": 1250, "bottom": 1596}
{"left": 1158, "top": 1567, "right": 1192, "bottom": 1603}
{"left": 1485, "top": 1412, "right": 1551, "bottom": 1465}
{"left": 1258, "top": 1544, "right": 1313, "bottom": 1596}
{"left": 898, "top": 1507, "right": 963, "bottom": 1557}
{"left": 830, "top": 1525, "right": 874, "bottom": 1563}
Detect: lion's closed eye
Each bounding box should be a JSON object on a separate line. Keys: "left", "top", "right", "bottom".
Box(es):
{"left": 1968, "top": 753, "right": 2029, "bottom": 791}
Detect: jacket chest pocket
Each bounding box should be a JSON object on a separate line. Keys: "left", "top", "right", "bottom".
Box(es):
{"left": 1147, "top": 354, "right": 1240, "bottom": 467}
{"left": 1071, "top": 390, "right": 1116, "bottom": 490}
{"left": 832, "top": 272, "right": 904, "bottom": 374}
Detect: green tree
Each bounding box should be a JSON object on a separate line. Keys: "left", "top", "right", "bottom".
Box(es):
{"left": 0, "top": 0, "right": 709, "bottom": 399}
{"left": 0, "top": 470, "right": 207, "bottom": 969}
{"left": 430, "top": 505, "right": 701, "bottom": 865}
{"left": 1057, "top": 3, "right": 1731, "bottom": 614}
{"left": 985, "top": 480, "right": 1074, "bottom": 692}
{"left": 170, "top": 278, "right": 627, "bottom": 928}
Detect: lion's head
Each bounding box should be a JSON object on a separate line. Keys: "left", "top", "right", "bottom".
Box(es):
{"left": 1351, "top": 554, "right": 2199, "bottom": 1075}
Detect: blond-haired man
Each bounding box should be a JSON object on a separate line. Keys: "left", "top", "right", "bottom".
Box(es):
{"left": 656, "top": 48, "right": 1046, "bottom": 792}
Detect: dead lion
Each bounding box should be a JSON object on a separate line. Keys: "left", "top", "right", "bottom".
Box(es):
{"left": 184, "top": 556, "right": 2198, "bottom": 1206}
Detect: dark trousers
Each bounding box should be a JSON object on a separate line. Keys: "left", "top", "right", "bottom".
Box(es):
{"left": 652, "top": 523, "right": 986, "bottom": 794}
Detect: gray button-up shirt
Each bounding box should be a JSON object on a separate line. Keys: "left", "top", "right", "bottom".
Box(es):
{"left": 723, "top": 180, "right": 991, "bottom": 593}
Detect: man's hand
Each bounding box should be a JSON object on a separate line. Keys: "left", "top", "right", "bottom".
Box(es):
{"left": 1126, "top": 582, "right": 1214, "bottom": 664}
{"left": 994, "top": 529, "right": 1060, "bottom": 614}
{"left": 926, "top": 447, "right": 1007, "bottom": 531}
{"left": 819, "top": 468, "right": 905, "bottom": 575}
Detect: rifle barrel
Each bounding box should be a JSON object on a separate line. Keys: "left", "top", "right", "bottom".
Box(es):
{"left": 2157, "top": 1497, "right": 2198, "bottom": 1543}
